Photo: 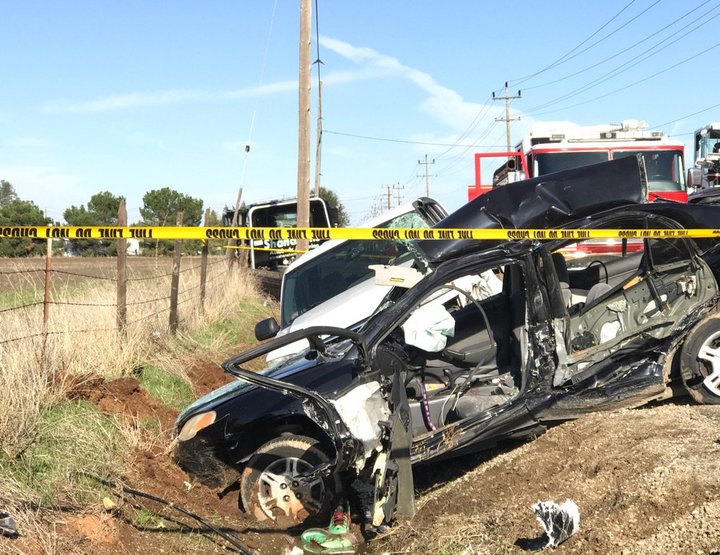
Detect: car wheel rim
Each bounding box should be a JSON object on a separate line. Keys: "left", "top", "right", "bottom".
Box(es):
{"left": 698, "top": 330, "right": 720, "bottom": 397}
{"left": 256, "top": 456, "right": 325, "bottom": 522}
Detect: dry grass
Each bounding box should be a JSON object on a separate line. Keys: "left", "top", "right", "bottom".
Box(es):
{"left": 0, "top": 255, "right": 271, "bottom": 541}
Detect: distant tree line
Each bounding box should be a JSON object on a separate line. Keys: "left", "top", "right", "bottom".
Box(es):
{"left": 0, "top": 180, "right": 348, "bottom": 257}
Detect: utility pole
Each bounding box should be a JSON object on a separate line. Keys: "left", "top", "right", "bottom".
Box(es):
{"left": 393, "top": 182, "right": 404, "bottom": 206}
{"left": 417, "top": 154, "right": 435, "bottom": 196}
{"left": 296, "top": 0, "right": 312, "bottom": 250}
{"left": 382, "top": 184, "right": 392, "bottom": 210}
{"left": 492, "top": 81, "right": 522, "bottom": 153}
{"left": 312, "top": 2, "right": 324, "bottom": 198}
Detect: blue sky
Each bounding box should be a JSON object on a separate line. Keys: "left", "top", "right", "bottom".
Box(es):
{"left": 1, "top": 0, "right": 717, "bottom": 224}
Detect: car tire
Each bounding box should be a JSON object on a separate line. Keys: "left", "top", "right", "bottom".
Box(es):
{"left": 240, "top": 435, "right": 335, "bottom": 525}
{"left": 680, "top": 317, "right": 720, "bottom": 404}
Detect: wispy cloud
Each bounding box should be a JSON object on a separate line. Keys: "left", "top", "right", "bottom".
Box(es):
{"left": 40, "top": 67, "right": 384, "bottom": 114}
{"left": 2, "top": 136, "right": 52, "bottom": 148}
{"left": 39, "top": 39, "right": 408, "bottom": 115}
{"left": 41, "top": 82, "right": 297, "bottom": 114}
{"left": 320, "top": 37, "right": 492, "bottom": 132}
{"left": 322, "top": 37, "right": 541, "bottom": 157}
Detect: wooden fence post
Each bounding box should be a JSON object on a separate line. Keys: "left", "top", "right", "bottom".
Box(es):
{"left": 117, "top": 201, "right": 127, "bottom": 335}
{"left": 200, "top": 208, "right": 209, "bottom": 311}
{"left": 226, "top": 187, "right": 245, "bottom": 270}
{"left": 43, "top": 234, "right": 52, "bottom": 328}
{"left": 42, "top": 233, "right": 52, "bottom": 364}
{"left": 169, "top": 211, "right": 183, "bottom": 334}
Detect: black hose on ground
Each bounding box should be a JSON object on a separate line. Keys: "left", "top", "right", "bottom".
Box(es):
{"left": 117, "top": 483, "right": 255, "bottom": 555}
{"left": 85, "top": 473, "right": 256, "bottom": 555}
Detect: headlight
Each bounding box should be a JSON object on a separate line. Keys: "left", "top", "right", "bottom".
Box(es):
{"left": 177, "top": 411, "right": 216, "bottom": 442}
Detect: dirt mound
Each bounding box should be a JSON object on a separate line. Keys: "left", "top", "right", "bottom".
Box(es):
{"left": 64, "top": 373, "right": 178, "bottom": 430}
{"left": 186, "top": 360, "right": 235, "bottom": 397}
{"left": 373, "top": 402, "right": 720, "bottom": 554}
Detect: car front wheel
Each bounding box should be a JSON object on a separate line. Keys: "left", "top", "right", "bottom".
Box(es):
{"left": 680, "top": 317, "right": 720, "bottom": 404}
{"left": 240, "top": 435, "right": 335, "bottom": 525}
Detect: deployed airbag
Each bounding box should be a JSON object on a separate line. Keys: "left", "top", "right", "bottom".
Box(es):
{"left": 402, "top": 302, "right": 455, "bottom": 352}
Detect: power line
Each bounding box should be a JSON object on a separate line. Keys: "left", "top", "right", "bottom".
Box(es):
{"left": 524, "top": 4, "right": 720, "bottom": 115}
{"left": 324, "top": 129, "right": 505, "bottom": 148}
{"left": 509, "top": 0, "right": 644, "bottom": 86}
{"left": 529, "top": 41, "right": 720, "bottom": 117}
{"left": 432, "top": 95, "right": 494, "bottom": 160}
{"left": 648, "top": 101, "right": 720, "bottom": 130}
{"left": 522, "top": 0, "right": 717, "bottom": 92}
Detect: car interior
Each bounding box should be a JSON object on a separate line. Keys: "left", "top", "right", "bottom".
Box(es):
{"left": 375, "top": 262, "right": 527, "bottom": 438}
{"left": 549, "top": 236, "right": 718, "bottom": 386}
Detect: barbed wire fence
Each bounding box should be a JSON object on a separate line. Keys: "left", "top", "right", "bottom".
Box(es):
{"left": 0, "top": 206, "right": 237, "bottom": 347}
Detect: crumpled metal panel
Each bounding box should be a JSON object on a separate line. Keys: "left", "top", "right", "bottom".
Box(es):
{"left": 416, "top": 155, "right": 647, "bottom": 265}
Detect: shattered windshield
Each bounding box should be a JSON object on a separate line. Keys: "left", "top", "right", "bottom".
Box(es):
{"left": 281, "top": 211, "right": 430, "bottom": 327}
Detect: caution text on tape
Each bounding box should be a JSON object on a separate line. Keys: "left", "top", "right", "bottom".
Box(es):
{"left": 2, "top": 226, "right": 720, "bottom": 241}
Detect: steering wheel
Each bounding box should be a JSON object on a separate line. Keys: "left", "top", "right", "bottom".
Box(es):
{"left": 587, "top": 259, "right": 609, "bottom": 283}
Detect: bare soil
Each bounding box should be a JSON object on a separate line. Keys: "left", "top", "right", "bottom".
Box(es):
{"left": 6, "top": 358, "right": 720, "bottom": 554}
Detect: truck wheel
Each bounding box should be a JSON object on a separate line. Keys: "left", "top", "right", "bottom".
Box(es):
{"left": 680, "top": 318, "right": 720, "bottom": 404}
{"left": 240, "top": 435, "right": 335, "bottom": 525}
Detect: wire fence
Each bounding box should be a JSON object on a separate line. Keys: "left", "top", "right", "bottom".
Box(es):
{"left": 0, "top": 249, "right": 233, "bottom": 346}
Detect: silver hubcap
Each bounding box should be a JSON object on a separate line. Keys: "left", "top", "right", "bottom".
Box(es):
{"left": 256, "top": 457, "right": 324, "bottom": 522}
{"left": 698, "top": 330, "right": 720, "bottom": 397}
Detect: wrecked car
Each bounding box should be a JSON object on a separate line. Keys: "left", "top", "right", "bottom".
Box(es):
{"left": 174, "top": 155, "right": 720, "bottom": 529}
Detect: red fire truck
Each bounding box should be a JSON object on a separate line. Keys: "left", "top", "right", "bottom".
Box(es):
{"left": 468, "top": 120, "right": 687, "bottom": 203}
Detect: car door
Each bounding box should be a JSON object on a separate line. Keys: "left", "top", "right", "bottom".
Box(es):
{"left": 553, "top": 214, "right": 719, "bottom": 386}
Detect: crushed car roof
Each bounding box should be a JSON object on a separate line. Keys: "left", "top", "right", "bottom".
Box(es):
{"left": 415, "top": 155, "right": 648, "bottom": 265}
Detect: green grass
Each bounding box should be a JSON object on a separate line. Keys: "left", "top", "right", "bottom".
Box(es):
{"left": 133, "top": 507, "right": 166, "bottom": 528}
{"left": 0, "top": 288, "right": 41, "bottom": 310}
{"left": 1, "top": 400, "right": 123, "bottom": 506}
{"left": 139, "top": 416, "right": 162, "bottom": 431}
{"left": 191, "top": 299, "right": 270, "bottom": 349}
{"left": 138, "top": 365, "right": 193, "bottom": 410}
{"left": 0, "top": 274, "right": 103, "bottom": 310}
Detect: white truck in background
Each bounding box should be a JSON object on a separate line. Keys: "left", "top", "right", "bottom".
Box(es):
{"left": 254, "top": 197, "right": 449, "bottom": 361}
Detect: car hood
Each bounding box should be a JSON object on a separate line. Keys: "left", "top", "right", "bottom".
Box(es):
{"left": 175, "top": 351, "right": 325, "bottom": 427}
{"left": 415, "top": 155, "right": 647, "bottom": 266}
{"left": 177, "top": 326, "right": 366, "bottom": 429}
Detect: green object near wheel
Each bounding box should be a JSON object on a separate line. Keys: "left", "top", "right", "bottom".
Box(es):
{"left": 300, "top": 504, "right": 357, "bottom": 553}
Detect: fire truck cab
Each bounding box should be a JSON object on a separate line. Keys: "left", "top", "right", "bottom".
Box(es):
{"left": 688, "top": 123, "right": 720, "bottom": 191}
{"left": 469, "top": 120, "right": 687, "bottom": 202}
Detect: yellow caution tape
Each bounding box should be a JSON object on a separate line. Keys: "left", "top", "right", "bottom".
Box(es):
{"left": 2, "top": 226, "right": 720, "bottom": 241}
{"left": 225, "top": 245, "right": 308, "bottom": 254}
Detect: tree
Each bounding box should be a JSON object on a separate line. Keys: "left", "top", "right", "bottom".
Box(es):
{"left": 87, "top": 191, "right": 124, "bottom": 225}
{"left": 140, "top": 188, "right": 204, "bottom": 255}
{"left": 0, "top": 180, "right": 17, "bottom": 207}
{"left": 140, "top": 187, "right": 203, "bottom": 226}
{"left": 63, "top": 191, "right": 125, "bottom": 256}
{"left": 317, "top": 186, "right": 349, "bottom": 227}
{"left": 0, "top": 198, "right": 50, "bottom": 257}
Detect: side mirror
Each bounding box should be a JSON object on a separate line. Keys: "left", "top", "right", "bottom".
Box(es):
{"left": 255, "top": 317, "right": 280, "bottom": 341}
{"left": 688, "top": 167, "right": 702, "bottom": 189}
